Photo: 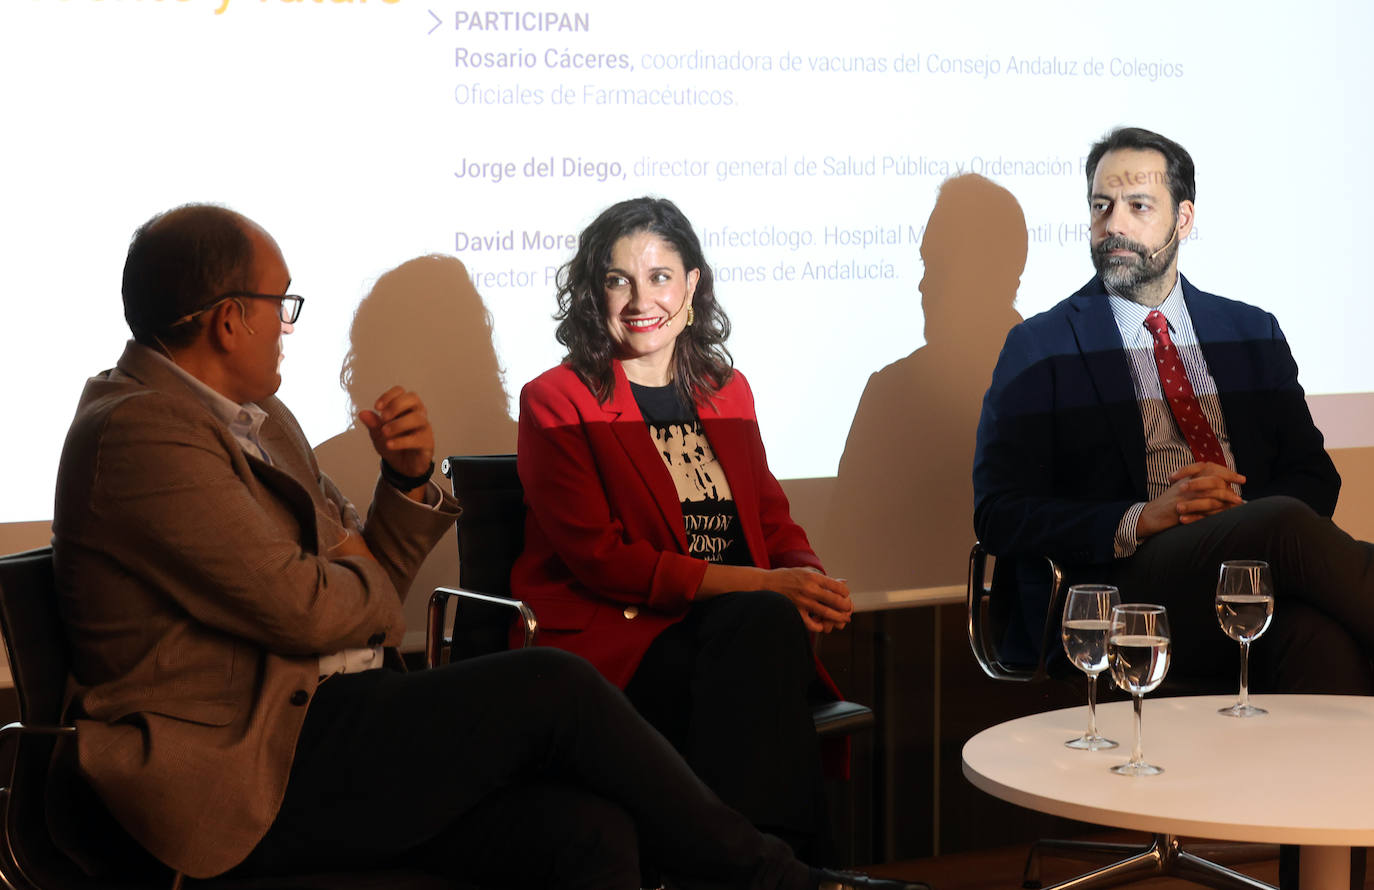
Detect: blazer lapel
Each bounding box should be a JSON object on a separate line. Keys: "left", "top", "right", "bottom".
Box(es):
{"left": 256, "top": 405, "right": 319, "bottom": 490}
{"left": 114, "top": 341, "right": 326, "bottom": 549}
{"left": 1066, "top": 279, "right": 1149, "bottom": 495}
{"left": 605, "top": 362, "right": 689, "bottom": 551}
{"left": 253, "top": 414, "right": 326, "bottom": 541}
{"left": 697, "top": 380, "right": 753, "bottom": 501}
{"left": 1182, "top": 277, "right": 1252, "bottom": 455}
{"left": 1182, "top": 277, "right": 1238, "bottom": 387}
{"left": 697, "top": 386, "right": 765, "bottom": 564}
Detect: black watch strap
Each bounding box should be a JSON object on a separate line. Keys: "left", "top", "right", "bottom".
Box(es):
{"left": 380, "top": 459, "right": 435, "bottom": 491}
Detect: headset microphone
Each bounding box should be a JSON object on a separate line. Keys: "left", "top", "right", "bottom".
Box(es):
{"left": 1149, "top": 228, "right": 1179, "bottom": 261}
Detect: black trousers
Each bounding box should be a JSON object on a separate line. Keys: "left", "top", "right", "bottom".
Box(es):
{"left": 1108, "top": 495, "right": 1374, "bottom": 695}
{"left": 623, "top": 592, "right": 828, "bottom": 858}
{"left": 236, "top": 648, "right": 813, "bottom": 890}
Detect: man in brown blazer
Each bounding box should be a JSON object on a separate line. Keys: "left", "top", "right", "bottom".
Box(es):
{"left": 50, "top": 204, "right": 923, "bottom": 890}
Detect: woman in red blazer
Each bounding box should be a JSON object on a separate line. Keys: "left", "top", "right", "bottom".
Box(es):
{"left": 512, "top": 197, "right": 853, "bottom": 857}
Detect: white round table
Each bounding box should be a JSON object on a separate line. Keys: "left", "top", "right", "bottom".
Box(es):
{"left": 962, "top": 694, "right": 1374, "bottom": 889}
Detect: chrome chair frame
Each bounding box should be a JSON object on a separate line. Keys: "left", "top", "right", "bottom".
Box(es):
{"left": 427, "top": 587, "right": 537, "bottom": 669}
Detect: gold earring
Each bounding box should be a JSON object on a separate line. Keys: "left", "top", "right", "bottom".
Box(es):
{"left": 685, "top": 305, "right": 695, "bottom": 327}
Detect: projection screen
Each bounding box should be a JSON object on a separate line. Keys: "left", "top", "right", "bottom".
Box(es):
{"left": 2, "top": 0, "right": 1371, "bottom": 524}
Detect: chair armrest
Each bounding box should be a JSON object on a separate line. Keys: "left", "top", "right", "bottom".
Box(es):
{"left": 426, "top": 587, "right": 539, "bottom": 669}
{"left": 0, "top": 721, "right": 76, "bottom": 791}
{"left": 967, "top": 542, "right": 1065, "bottom": 683}
{"left": 0, "top": 721, "right": 76, "bottom": 751}
{"left": 1035, "top": 556, "right": 1068, "bottom": 680}
{"left": 967, "top": 543, "right": 1031, "bottom": 681}
{"left": 811, "top": 701, "right": 874, "bottom": 738}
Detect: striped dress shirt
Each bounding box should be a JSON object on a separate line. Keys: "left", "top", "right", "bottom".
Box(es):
{"left": 1108, "top": 276, "right": 1238, "bottom": 556}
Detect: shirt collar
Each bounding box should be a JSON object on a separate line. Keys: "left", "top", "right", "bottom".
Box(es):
{"left": 1108, "top": 274, "right": 1189, "bottom": 349}
{"left": 146, "top": 348, "right": 272, "bottom": 459}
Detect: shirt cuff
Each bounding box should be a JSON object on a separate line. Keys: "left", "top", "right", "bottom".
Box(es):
{"left": 381, "top": 477, "right": 445, "bottom": 511}
{"left": 416, "top": 479, "right": 444, "bottom": 509}
{"left": 1114, "top": 502, "right": 1146, "bottom": 558}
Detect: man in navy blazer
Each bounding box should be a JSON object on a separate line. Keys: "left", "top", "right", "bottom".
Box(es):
{"left": 974, "top": 127, "right": 1374, "bottom": 691}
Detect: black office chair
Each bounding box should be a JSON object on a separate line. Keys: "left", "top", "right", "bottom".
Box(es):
{"left": 967, "top": 541, "right": 1277, "bottom": 890}
{"left": 426, "top": 454, "right": 537, "bottom": 667}
{"left": 428, "top": 454, "right": 876, "bottom": 738}
{"left": 0, "top": 547, "right": 458, "bottom": 890}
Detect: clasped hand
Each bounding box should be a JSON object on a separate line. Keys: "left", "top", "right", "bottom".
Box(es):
{"left": 1137, "top": 461, "right": 1246, "bottom": 540}
{"left": 769, "top": 567, "right": 853, "bottom": 634}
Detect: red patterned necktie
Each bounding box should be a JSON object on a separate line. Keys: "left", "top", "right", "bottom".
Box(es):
{"left": 1144, "top": 310, "right": 1226, "bottom": 466}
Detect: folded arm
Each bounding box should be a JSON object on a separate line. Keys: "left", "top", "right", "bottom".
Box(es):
{"left": 82, "top": 393, "right": 441, "bottom": 654}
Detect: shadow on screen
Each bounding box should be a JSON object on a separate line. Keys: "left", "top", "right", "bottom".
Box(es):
{"left": 314, "top": 254, "right": 517, "bottom": 632}
{"left": 823, "top": 174, "right": 1026, "bottom": 592}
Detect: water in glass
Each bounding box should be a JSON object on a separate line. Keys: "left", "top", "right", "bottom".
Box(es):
{"left": 1107, "top": 603, "right": 1170, "bottom": 776}
{"left": 1215, "top": 560, "right": 1274, "bottom": 717}
{"left": 1061, "top": 584, "right": 1120, "bottom": 750}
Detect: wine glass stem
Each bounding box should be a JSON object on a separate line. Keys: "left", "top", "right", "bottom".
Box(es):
{"left": 1086, "top": 671, "right": 1100, "bottom": 737}
{"left": 1130, "top": 694, "right": 1144, "bottom": 765}
{"left": 1238, "top": 639, "right": 1251, "bottom": 708}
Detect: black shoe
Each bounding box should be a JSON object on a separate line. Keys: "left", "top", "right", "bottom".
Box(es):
{"left": 814, "top": 869, "right": 932, "bottom": 890}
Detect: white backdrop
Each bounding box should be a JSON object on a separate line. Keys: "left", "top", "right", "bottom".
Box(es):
{"left": 3, "top": 0, "right": 1370, "bottom": 522}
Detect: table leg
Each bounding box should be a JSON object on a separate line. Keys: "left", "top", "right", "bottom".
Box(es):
{"left": 1299, "top": 845, "right": 1351, "bottom": 890}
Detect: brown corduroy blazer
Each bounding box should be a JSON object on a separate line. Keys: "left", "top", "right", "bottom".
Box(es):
{"left": 51, "top": 342, "right": 459, "bottom": 878}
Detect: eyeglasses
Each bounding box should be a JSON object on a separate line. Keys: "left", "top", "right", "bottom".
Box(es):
{"left": 169, "top": 292, "right": 305, "bottom": 327}
{"left": 225, "top": 292, "right": 304, "bottom": 324}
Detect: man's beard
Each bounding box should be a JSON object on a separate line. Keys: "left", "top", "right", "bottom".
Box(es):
{"left": 1091, "top": 232, "right": 1178, "bottom": 302}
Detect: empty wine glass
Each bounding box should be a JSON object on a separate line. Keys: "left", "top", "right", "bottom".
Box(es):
{"left": 1061, "top": 584, "right": 1120, "bottom": 750}
{"left": 1215, "top": 560, "right": 1274, "bottom": 718}
{"left": 1107, "top": 603, "right": 1171, "bottom": 776}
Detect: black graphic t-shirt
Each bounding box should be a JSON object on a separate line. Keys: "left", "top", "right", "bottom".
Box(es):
{"left": 629, "top": 381, "right": 752, "bottom": 566}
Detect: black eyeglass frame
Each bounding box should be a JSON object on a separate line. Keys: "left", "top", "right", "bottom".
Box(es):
{"left": 168, "top": 292, "right": 305, "bottom": 327}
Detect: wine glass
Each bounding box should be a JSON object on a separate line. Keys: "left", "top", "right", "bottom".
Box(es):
{"left": 1061, "top": 584, "right": 1120, "bottom": 750}
{"left": 1215, "top": 560, "right": 1275, "bottom": 718}
{"left": 1107, "top": 604, "right": 1171, "bottom": 776}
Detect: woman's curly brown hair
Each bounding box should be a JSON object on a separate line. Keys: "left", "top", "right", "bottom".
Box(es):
{"left": 554, "top": 197, "right": 732, "bottom": 406}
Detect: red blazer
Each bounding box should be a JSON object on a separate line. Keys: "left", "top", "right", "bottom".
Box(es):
{"left": 512, "top": 361, "right": 831, "bottom": 690}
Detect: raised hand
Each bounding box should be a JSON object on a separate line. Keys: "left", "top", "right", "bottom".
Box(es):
{"left": 358, "top": 386, "right": 436, "bottom": 498}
